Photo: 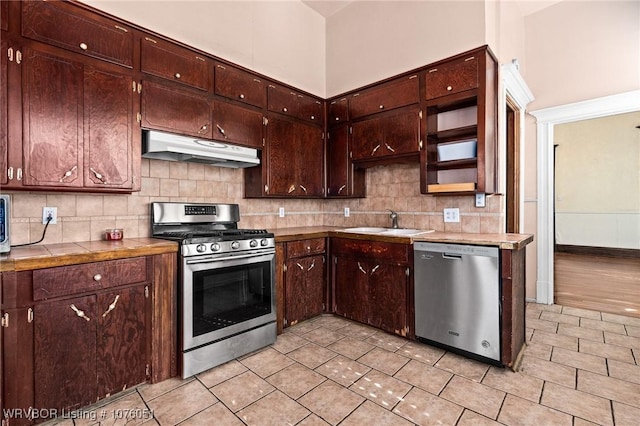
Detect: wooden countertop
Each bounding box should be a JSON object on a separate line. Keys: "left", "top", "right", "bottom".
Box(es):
{"left": 274, "top": 227, "right": 533, "bottom": 250}
{"left": 0, "top": 238, "right": 179, "bottom": 272}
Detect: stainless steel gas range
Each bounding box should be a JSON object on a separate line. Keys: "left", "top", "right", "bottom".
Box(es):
{"left": 151, "top": 202, "right": 276, "bottom": 378}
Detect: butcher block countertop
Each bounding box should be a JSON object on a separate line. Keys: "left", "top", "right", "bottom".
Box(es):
{"left": 273, "top": 227, "right": 533, "bottom": 250}
{"left": 0, "top": 238, "right": 179, "bottom": 272}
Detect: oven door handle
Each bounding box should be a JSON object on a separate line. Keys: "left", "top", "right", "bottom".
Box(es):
{"left": 185, "top": 252, "right": 274, "bottom": 265}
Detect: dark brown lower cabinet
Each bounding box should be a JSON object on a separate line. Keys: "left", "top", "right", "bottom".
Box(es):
{"left": 331, "top": 238, "right": 412, "bottom": 337}
{"left": 1, "top": 252, "right": 176, "bottom": 425}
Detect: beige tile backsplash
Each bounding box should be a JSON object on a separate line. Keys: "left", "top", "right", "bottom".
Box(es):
{"left": 5, "top": 160, "right": 504, "bottom": 245}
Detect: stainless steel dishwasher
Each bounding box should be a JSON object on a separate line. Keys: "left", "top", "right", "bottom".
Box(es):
{"left": 414, "top": 242, "right": 501, "bottom": 363}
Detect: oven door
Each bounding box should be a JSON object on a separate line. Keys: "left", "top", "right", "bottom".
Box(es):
{"left": 182, "top": 249, "right": 276, "bottom": 351}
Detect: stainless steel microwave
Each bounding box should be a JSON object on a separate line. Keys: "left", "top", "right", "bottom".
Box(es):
{"left": 0, "top": 194, "right": 10, "bottom": 253}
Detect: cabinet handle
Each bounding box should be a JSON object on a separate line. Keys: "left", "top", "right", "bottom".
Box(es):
{"left": 90, "top": 168, "right": 107, "bottom": 184}
{"left": 447, "top": 85, "right": 453, "bottom": 91}
{"left": 419, "top": 140, "right": 423, "bottom": 149}
{"left": 7, "top": 47, "right": 13, "bottom": 62}
{"left": 299, "top": 184, "right": 307, "bottom": 193}
{"left": 371, "top": 265, "right": 380, "bottom": 274}
{"left": 338, "top": 184, "right": 346, "bottom": 194}
{"left": 308, "top": 260, "right": 316, "bottom": 271}
{"left": 371, "top": 144, "right": 380, "bottom": 156}
{"left": 93, "top": 274, "right": 102, "bottom": 281}
{"left": 145, "top": 37, "right": 158, "bottom": 44}
{"left": 288, "top": 184, "right": 296, "bottom": 193}
{"left": 385, "top": 143, "right": 395, "bottom": 153}
{"left": 216, "top": 64, "right": 226, "bottom": 70}
{"left": 357, "top": 262, "right": 367, "bottom": 275}
{"left": 282, "top": 107, "right": 288, "bottom": 113}
{"left": 79, "top": 42, "right": 88, "bottom": 51}
{"left": 102, "top": 295, "right": 120, "bottom": 318}
{"left": 16, "top": 50, "right": 21, "bottom": 64}
{"left": 114, "top": 25, "right": 129, "bottom": 33}
{"left": 296, "top": 263, "right": 304, "bottom": 270}
{"left": 28, "top": 308, "right": 34, "bottom": 323}
{"left": 7, "top": 167, "right": 13, "bottom": 180}
{"left": 465, "top": 56, "right": 475, "bottom": 62}
{"left": 174, "top": 72, "right": 181, "bottom": 79}
{"left": 70, "top": 304, "right": 91, "bottom": 321}
{"left": 253, "top": 78, "right": 261, "bottom": 83}
{"left": 239, "top": 94, "right": 245, "bottom": 99}
{"left": 59, "top": 165, "right": 77, "bottom": 183}
{"left": 16, "top": 168, "right": 22, "bottom": 181}
{"left": 198, "top": 124, "right": 209, "bottom": 134}
{"left": 1, "top": 313, "right": 8, "bottom": 328}
{"left": 216, "top": 124, "right": 226, "bottom": 137}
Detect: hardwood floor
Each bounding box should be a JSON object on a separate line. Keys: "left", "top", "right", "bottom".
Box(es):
{"left": 554, "top": 252, "right": 640, "bottom": 318}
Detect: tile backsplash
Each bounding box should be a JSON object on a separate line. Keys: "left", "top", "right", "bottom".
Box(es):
{"left": 5, "top": 159, "right": 504, "bottom": 245}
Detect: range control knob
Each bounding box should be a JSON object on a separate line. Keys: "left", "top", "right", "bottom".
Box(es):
{"left": 260, "top": 239, "right": 269, "bottom": 247}
{"left": 210, "top": 243, "right": 221, "bottom": 252}
{"left": 196, "top": 244, "right": 207, "bottom": 253}
{"left": 250, "top": 240, "right": 258, "bottom": 248}
{"left": 231, "top": 241, "right": 240, "bottom": 250}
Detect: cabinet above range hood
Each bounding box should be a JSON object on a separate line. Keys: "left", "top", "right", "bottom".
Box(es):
{"left": 142, "top": 130, "right": 260, "bottom": 168}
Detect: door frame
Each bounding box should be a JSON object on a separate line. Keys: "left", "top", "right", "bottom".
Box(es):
{"left": 530, "top": 90, "right": 640, "bottom": 304}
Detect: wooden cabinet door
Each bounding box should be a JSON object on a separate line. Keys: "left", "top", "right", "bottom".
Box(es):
{"left": 212, "top": 101, "right": 263, "bottom": 148}
{"left": 327, "top": 125, "right": 349, "bottom": 196}
{"left": 97, "top": 285, "right": 149, "bottom": 399}
{"left": 333, "top": 256, "right": 368, "bottom": 324}
{"left": 304, "top": 254, "right": 325, "bottom": 318}
{"left": 264, "top": 116, "right": 296, "bottom": 195}
{"left": 214, "top": 62, "right": 266, "bottom": 108}
{"left": 34, "top": 295, "right": 97, "bottom": 411}
{"left": 141, "top": 80, "right": 212, "bottom": 139}
{"left": 351, "top": 118, "right": 382, "bottom": 161}
{"left": 284, "top": 258, "right": 306, "bottom": 326}
{"left": 368, "top": 263, "right": 408, "bottom": 336}
{"left": 84, "top": 65, "right": 134, "bottom": 189}
{"left": 380, "top": 107, "right": 421, "bottom": 156}
{"left": 0, "top": 36, "right": 7, "bottom": 186}
{"left": 21, "top": 47, "right": 84, "bottom": 188}
{"left": 296, "top": 121, "right": 324, "bottom": 197}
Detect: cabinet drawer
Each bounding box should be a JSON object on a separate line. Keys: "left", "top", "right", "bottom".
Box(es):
{"left": 33, "top": 257, "right": 148, "bottom": 301}
{"left": 349, "top": 76, "right": 419, "bottom": 120}
{"left": 214, "top": 62, "right": 266, "bottom": 108}
{"left": 287, "top": 238, "right": 326, "bottom": 258}
{"left": 141, "top": 36, "right": 210, "bottom": 91}
{"left": 268, "top": 84, "right": 323, "bottom": 124}
{"left": 425, "top": 55, "right": 478, "bottom": 100}
{"left": 331, "top": 238, "right": 409, "bottom": 263}
{"left": 21, "top": 0, "right": 133, "bottom": 67}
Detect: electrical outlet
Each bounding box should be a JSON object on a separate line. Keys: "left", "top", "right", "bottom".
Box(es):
{"left": 443, "top": 208, "right": 460, "bottom": 223}
{"left": 278, "top": 207, "right": 285, "bottom": 218}
{"left": 344, "top": 207, "right": 350, "bottom": 217}
{"left": 475, "top": 193, "right": 486, "bottom": 208}
{"left": 42, "top": 207, "right": 58, "bottom": 224}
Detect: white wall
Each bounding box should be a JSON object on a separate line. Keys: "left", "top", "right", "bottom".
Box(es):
{"left": 325, "top": 1, "right": 486, "bottom": 96}
{"left": 555, "top": 112, "right": 640, "bottom": 249}
{"left": 83, "top": 0, "right": 326, "bottom": 96}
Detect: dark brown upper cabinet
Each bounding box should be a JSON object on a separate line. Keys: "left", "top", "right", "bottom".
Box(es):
{"left": 21, "top": 0, "right": 133, "bottom": 68}
{"left": 212, "top": 101, "right": 263, "bottom": 149}
{"left": 140, "top": 35, "right": 211, "bottom": 91}
{"left": 214, "top": 62, "right": 266, "bottom": 108}
{"left": 349, "top": 75, "right": 419, "bottom": 120}
{"left": 267, "top": 83, "right": 323, "bottom": 125}
{"left": 421, "top": 46, "right": 497, "bottom": 195}
{"left": 326, "top": 124, "right": 365, "bottom": 198}
{"left": 328, "top": 97, "right": 349, "bottom": 125}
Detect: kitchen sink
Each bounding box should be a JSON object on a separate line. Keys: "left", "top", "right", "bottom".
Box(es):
{"left": 342, "top": 227, "right": 434, "bottom": 237}
{"left": 342, "top": 227, "right": 389, "bottom": 233}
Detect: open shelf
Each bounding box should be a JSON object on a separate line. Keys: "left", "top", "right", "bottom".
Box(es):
{"left": 427, "top": 125, "right": 477, "bottom": 141}
{"left": 427, "top": 158, "right": 477, "bottom": 170}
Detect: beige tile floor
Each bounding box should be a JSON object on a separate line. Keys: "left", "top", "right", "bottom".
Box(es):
{"left": 45, "top": 303, "right": 640, "bottom": 425}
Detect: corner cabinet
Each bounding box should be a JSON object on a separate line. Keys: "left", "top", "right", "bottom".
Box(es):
{"left": 421, "top": 46, "right": 498, "bottom": 195}
{"left": 1, "top": 253, "right": 177, "bottom": 425}
{"left": 331, "top": 238, "right": 413, "bottom": 337}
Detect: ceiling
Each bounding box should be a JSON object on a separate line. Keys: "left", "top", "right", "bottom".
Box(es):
{"left": 302, "top": 1, "right": 352, "bottom": 17}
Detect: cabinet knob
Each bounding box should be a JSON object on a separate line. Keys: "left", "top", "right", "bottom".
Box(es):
{"left": 79, "top": 42, "right": 88, "bottom": 51}
{"left": 335, "top": 117, "right": 340, "bottom": 121}
{"left": 239, "top": 94, "right": 245, "bottom": 99}
{"left": 447, "top": 85, "right": 452, "bottom": 91}
{"left": 310, "top": 115, "right": 315, "bottom": 120}
{"left": 93, "top": 274, "right": 102, "bottom": 281}
{"left": 379, "top": 105, "right": 384, "bottom": 109}
{"left": 282, "top": 107, "right": 288, "bottom": 112}
{"left": 175, "top": 72, "right": 181, "bottom": 79}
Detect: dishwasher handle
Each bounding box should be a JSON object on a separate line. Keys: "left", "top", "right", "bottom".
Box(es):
{"left": 442, "top": 253, "right": 463, "bottom": 260}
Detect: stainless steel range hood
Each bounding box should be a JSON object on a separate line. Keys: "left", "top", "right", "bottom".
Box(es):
{"left": 142, "top": 130, "right": 260, "bottom": 168}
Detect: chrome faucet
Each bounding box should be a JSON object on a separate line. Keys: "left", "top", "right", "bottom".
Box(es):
{"left": 387, "top": 209, "right": 399, "bottom": 229}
